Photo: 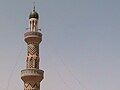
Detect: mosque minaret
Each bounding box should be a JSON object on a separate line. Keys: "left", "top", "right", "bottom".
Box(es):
{"left": 21, "top": 6, "right": 44, "bottom": 90}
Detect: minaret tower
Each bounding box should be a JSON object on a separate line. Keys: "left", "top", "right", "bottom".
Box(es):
{"left": 21, "top": 6, "right": 44, "bottom": 90}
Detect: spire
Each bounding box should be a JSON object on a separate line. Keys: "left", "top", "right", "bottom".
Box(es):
{"left": 33, "top": 2, "right": 35, "bottom": 11}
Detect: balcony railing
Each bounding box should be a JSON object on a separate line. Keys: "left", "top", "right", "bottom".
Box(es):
{"left": 21, "top": 69, "right": 44, "bottom": 77}
{"left": 24, "top": 31, "right": 42, "bottom": 37}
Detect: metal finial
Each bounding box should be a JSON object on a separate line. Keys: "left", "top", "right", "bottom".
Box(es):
{"left": 33, "top": 2, "right": 35, "bottom": 11}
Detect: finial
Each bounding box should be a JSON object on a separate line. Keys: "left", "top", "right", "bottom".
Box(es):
{"left": 33, "top": 2, "right": 35, "bottom": 11}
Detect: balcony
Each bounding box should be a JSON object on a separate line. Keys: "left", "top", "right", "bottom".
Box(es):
{"left": 24, "top": 31, "right": 42, "bottom": 44}
{"left": 21, "top": 69, "right": 44, "bottom": 82}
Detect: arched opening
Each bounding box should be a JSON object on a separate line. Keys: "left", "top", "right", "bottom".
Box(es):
{"left": 32, "top": 20, "right": 34, "bottom": 31}
{"left": 30, "top": 21, "right": 31, "bottom": 31}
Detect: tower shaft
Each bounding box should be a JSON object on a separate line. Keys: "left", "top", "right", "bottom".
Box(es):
{"left": 21, "top": 7, "right": 44, "bottom": 90}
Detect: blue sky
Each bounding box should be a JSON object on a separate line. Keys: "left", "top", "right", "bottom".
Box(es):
{"left": 0, "top": 0, "right": 120, "bottom": 90}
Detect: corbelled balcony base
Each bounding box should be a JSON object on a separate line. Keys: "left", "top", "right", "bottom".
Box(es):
{"left": 24, "top": 31, "right": 42, "bottom": 44}
{"left": 21, "top": 69, "right": 44, "bottom": 82}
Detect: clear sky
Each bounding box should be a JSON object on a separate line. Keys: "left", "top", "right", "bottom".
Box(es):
{"left": 0, "top": 0, "right": 120, "bottom": 90}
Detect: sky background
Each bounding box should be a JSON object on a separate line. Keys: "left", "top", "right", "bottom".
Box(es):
{"left": 0, "top": 0, "right": 120, "bottom": 90}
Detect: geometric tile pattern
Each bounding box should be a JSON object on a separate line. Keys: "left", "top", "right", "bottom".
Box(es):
{"left": 24, "top": 82, "right": 40, "bottom": 90}
{"left": 28, "top": 44, "right": 39, "bottom": 55}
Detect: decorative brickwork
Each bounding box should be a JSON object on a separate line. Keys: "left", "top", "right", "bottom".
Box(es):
{"left": 26, "top": 44, "right": 39, "bottom": 68}
{"left": 28, "top": 44, "right": 39, "bottom": 55}
{"left": 26, "top": 49, "right": 39, "bottom": 69}
{"left": 24, "top": 82, "right": 40, "bottom": 90}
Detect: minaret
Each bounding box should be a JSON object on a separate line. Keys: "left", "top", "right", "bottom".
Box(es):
{"left": 21, "top": 6, "right": 44, "bottom": 90}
